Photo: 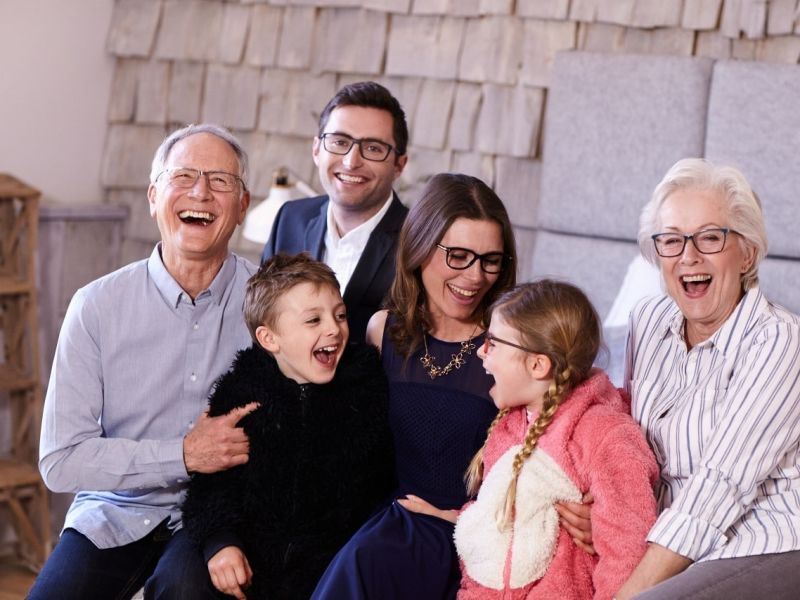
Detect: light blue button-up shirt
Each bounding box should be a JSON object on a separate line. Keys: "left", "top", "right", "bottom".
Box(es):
{"left": 39, "top": 244, "right": 256, "bottom": 548}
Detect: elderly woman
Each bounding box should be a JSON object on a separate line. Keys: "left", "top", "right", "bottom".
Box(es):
{"left": 615, "top": 159, "right": 800, "bottom": 599}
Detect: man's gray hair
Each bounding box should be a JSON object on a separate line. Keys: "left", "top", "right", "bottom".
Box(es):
{"left": 149, "top": 123, "right": 249, "bottom": 190}
{"left": 638, "top": 158, "right": 767, "bottom": 291}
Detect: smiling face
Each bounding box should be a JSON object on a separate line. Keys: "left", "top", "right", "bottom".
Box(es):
{"left": 657, "top": 187, "right": 755, "bottom": 346}
{"left": 421, "top": 218, "right": 504, "bottom": 333}
{"left": 312, "top": 105, "right": 407, "bottom": 233}
{"left": 477, "top": 313, "right": 551, "bottom": 413}
{"left": 256, "top": 282, "right": 349, "bottom": 385}
{"left": 147, "top": 132, "right": 249, "bottom": 268}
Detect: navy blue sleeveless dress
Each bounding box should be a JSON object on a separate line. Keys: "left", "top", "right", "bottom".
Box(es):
{"left": 312, "top": 322, "right": 497, "bottom": 599}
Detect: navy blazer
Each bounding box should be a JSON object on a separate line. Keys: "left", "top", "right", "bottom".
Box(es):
{"left": 261, "top": 193, "right": 408, "bottom": 343}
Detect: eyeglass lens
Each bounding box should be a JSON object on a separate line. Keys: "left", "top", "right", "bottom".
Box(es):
{"left": 321, "top": 133, "right": 392, "bottom": 162}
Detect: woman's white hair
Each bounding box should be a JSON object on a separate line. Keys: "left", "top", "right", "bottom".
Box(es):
{"left": 638, "top": 158, "right": 767, "bottom": 290}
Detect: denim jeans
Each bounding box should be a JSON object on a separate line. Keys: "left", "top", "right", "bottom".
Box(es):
{"left": 27, "top": 521, "right": 224, "bottom": 600}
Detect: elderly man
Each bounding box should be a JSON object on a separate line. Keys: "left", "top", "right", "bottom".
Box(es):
{"left": 30, "top": 124, "right": 257, "bottom": 599}
{"left": 262, "top": 81, "right": 409, "bottom": 343}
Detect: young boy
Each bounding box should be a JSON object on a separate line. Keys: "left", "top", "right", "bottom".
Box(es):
{"left": 181, "top": 253, "right": 395, "bottom": 600}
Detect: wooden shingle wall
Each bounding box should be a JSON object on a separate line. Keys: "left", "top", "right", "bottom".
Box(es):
{"left": 102, "top": 0, "right": 800, "bottom": 264}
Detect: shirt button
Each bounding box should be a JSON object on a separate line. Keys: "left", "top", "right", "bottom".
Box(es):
{"left": 193, "top": 322, "right": 199, "bottom": 330}
{"left": 144, "top": 519, "right": 151, "bottom": 525}
{"left": 190, "top": 373, "right": 197, "bottom": 382}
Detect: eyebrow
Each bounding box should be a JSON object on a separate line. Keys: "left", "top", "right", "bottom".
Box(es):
{"left": 660, "top": 222, "right": 725, "bottom": 232}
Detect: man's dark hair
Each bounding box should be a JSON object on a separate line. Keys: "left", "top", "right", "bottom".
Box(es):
{"left": 317, "top": 81, "right": 409, "bottom": 156}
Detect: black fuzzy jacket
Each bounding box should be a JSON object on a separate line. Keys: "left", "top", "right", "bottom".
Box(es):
{"left": 182, "top": 343, "right": 395, "bottom": 599}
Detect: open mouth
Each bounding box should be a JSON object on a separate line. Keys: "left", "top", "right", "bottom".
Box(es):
{"left": 313, "top": 344, "right": 339, "bottom": 366}
{"left": 448, "top": 283, "right": 478, "bottom": 298}
{"left": 178, "top": 210, "right": 216, "bottom": 226}
{"left": 681, "top": 274, "right": 711, "bottom": 294}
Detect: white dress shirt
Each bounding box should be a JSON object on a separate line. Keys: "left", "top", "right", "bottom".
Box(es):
{"left": 624, "top": 287, "right": 800, "bottom": 562}
{"left": 323, "top": 193, "right": 393, "bottom": 293}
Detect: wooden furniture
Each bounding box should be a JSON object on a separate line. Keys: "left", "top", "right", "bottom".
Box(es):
{"left": 0, "top": 173, "right": 50, "bottom": 568}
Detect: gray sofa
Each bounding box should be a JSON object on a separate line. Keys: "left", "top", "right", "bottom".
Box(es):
{"left": 523, "top": 50, "right": 800, "bottom": 381}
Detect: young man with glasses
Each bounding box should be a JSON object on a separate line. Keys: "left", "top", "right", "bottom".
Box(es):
{"left": 261, "top": 81, "right": 409, "bottom": 343}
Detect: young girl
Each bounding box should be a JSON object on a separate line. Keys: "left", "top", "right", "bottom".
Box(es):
{"left": 454, "top": 280, "right": 658, "bottom": 600}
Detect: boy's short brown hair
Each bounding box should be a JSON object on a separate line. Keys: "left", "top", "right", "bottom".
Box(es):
{"left": 244, "top": 253, "right": 341, "bottom": 340}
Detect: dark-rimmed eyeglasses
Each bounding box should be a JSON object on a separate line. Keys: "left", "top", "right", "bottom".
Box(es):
{"left": 156, "top": 167, "right": 246, "bottom": 192}
{"left": 319, "top": 133, "right": 395, "bottom": 162}
{"left": 651, "top": 227, "right": 740, "bottom": 258}
{"left": 436, "top": 244, "right": 510, "bottom": 274}
{"left": 482, "top": 332, "right": 538, "bottom": 354}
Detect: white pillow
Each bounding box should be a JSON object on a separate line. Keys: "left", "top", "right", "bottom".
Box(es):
{"left": 603, "top": 255, "right": 663, "bottom": 329}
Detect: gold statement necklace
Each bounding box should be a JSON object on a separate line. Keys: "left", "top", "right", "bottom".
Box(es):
{"left": 420, "top": 326, "right": 479, "bottom": 379}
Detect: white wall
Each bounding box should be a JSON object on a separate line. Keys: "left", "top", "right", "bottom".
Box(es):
{"left": 0, "top": 0, "right": 115, "bottom": 205}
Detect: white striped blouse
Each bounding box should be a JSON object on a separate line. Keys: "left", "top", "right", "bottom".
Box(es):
{"left": 624, "top": 287, "right": 800, "bottom": 562}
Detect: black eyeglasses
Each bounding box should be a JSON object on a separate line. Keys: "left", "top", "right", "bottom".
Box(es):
{"left": 436, "top": 244, "right": 510, "bottom": 274}
{"left": 319, "top": 133, "right": 395, "bottom": 162}
{"left": 482, "top": 332, "right": 537, "bottom": 354}
{"left": 156, "top": 167, "right": 246, "bottom": 192}
{"left": 651, "top": 227, "right": 740, "bottom": 258}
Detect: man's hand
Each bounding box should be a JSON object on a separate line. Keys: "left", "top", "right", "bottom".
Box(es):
{"left": 555, "top": 492, "right": 595, "bottom": 554}
{"left": 208, "top": 545, "right": 253, "bottom": 600}
{"left": 183, "top": 402, "right": 259, "bottom": 473}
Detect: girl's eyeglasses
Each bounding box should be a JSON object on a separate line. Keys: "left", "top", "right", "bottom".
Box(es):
{"left": 482, "top": 332, "right": 538, "bottom": 354}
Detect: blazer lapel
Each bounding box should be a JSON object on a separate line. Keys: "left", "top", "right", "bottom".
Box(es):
{"left": 304, "top": 199, "right": 328, "bottom": 261}
{"left": 343, "top": 194, "right": 406, "bottom": 306}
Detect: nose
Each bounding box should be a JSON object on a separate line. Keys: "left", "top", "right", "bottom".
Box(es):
{"left": 679, "top": 237, "right": 702, "bottom": 264}
{"left": 188, "top": 172, "right": 211, "bottom": 199}
{"left": 464, "top": 259, "right": 485, "bottom": 281}
{"left": 341, "top": 143, "right": 363, "bottom": 168}
{"left": 477, "top": 340, "right": 487, "bottom": 360}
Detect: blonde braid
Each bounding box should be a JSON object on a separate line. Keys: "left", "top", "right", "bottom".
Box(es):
{"left": 464, "top": 408, "right": 510, "bottom": 497}
{"left": 497, "top": 366, "right": 573, "bottom": 530}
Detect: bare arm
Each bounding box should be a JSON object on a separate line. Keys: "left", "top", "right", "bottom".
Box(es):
{"left": 615, "top": 543, "right": 692, "bottom": 599}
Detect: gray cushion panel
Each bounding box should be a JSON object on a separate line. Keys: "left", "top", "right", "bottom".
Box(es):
{"left": 539, "top": 50, "right": 713, "bottom": 240}
{"left": 758, "top": 257, "right": 800, "bottom": 315}
{"left": 527, "top": 230, "right": 640, "bottom": 319}
{"left": 705, "top": 60, "right": 800, "bottom": 258}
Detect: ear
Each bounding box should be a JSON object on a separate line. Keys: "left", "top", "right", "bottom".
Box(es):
{"left": 526, "top": 353, "right": 552, "bottom": 381}
{"left": 393, "top": 153, "right": 408, "bottom": 179}
{"left": 147, "top": 184, "right": 158, "bottom": 218}
{"left": 741, "top": 244, "right": 756, "bottom": 273}
{"left": 237, "top": 190, "right": 251, "bottom": 225}
{"left": 255, "top": 325, "right": 279, "bottom": 353}
{"left": 312, "top": 137, "right": 321, "bottom": 167}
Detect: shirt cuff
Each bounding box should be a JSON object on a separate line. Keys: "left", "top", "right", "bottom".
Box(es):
{"left": 647, "top": 507, "right": 727, "bottom": 560}
{"left": 158, "top": 438, "right": 189, "bottom": 484}
{"left": 203, "top": 531, "right": 245, "bottom": 563}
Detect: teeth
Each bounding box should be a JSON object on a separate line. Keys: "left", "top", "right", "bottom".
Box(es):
{"left": 316, "top": 345, "right": 338, "bottom": 353}
{"left": 682, "top": 274, "right": 711, "bottom": 282}
{"left": 449, "top": 284, "right": 478, "bottom": 297}
{"left": 337, "top": 174, "right": 366, "bottom": 183}
{"left": 179, "top": 210, "right": 215, "bottom": 221}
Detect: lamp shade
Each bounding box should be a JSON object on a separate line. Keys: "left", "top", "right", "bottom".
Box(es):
{"left": 242, "top": 169, "right": 310, "bottom": 244}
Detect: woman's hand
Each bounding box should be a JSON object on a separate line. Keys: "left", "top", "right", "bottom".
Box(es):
{"left": 555, "top": 492, "right": 595, "bottom": 554}
{"left": 397, "top": 494, "right": 458, "bottom": 524}
{"left": 208, "top": 545, "right": 253, "bottom": 600}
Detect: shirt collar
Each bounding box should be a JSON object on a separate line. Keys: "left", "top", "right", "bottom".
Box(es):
{"left": 148, "top": 242, "right": 237, "bottom": 308}
{"left": 325, "top": 191, "right": 394, "bottom": 249}
{"left": 663, "top": 286, "right": 765, "bottom": 354}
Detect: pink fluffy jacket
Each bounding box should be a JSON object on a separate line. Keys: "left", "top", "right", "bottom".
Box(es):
{"left": 454, "top": 370, "right": 658, "bottom": 600}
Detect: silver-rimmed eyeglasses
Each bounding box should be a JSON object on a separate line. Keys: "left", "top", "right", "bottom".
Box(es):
{"left": 319, "top": 133, "right": 395, "bottom": 162}
{"left": 436, "top": 244, "right": 510, "bottom": 274}
{"left": 651, "top": 227, "right": 740, "bottom": 258}
{"left": 482, "top": 332, "right": 537, "bottom": 354}
{"left": 155, "top": 167, "right": 246, "bottom": 192}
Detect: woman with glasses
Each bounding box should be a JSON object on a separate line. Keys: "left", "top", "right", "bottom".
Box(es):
{"left": 312, "top": 173, "right": 517, "bottom": 599}
{"left": 611, "top": 159, "right": 800, "bottom": 598}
